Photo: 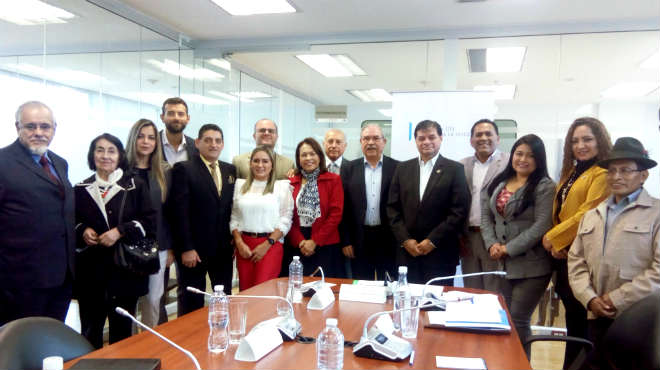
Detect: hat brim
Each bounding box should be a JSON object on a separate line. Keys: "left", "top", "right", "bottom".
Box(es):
{"left": 597, "top": 151, "right": 657, "bottom": 170}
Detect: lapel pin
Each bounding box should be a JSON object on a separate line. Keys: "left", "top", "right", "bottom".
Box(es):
{"left": 436, "top": 169, "right": 442, "bottom": 174}
{"left": 228, "top": 175, "right": 235, "bottom": 184}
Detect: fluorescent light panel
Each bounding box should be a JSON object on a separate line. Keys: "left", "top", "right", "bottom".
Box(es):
{"left": 146, "top": 59, "right": 224, "bottom": 81}
{"left": 210, "top": 0, "right": 295, "bottom": 16}
{"left": 601, "top": 82, "right": 659, "bottom": 98}
{"left": 296, "top": 54, "right": 366, "bottom": 78}
{"left": 208, "top": 90, "right": 254, "bottom": 103}
{"left": 473, "top": 84, "right": 517, "bottom": 100}
{"left": 230, "top": 91, "right": 272, "bottom": 99}
{"left": 8, "top": 63, "right": 105, "bottom": 83}
{"left": 181, "top": 93, "right": 228, "bottom": 106}
{"left": 207, "top": 58, "right": 232, "bottom": 71}
{"left": 640, "top": 50, "right": 659, "bottom": 70}
{"left": 378, "top": 109, "right": 392, "bottom": 117}
{"left": 0, "top": 0, "right": 75, "bottom": 25}
{"left": 468, "top": 47, "right": 526, "bottom": 72}
{"left": 347, "top": 89, "right": 392, "bottom": 102}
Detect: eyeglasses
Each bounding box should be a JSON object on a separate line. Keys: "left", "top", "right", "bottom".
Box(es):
{"left": 20, "top": 123, "right": 54, "bottom": 131}
{"left": 361, "top": 136, "right": 383, "bottom": 143}
{"left": 257, "top": 128, "right": 276, "bottom": 134}
{"left": 607, "top": 167, "right": 642, "bottom": 177}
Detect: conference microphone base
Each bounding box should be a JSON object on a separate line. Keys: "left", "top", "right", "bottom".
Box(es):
{"left": 352, "top": 329, "right": 412, "bottom": 362}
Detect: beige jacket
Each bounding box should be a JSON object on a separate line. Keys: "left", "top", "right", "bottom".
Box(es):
{"left": 568, "top": 188, "right": 660, "bottom": 319}
{"left": 232, "top": 151, "right": 295, "bottom": 180}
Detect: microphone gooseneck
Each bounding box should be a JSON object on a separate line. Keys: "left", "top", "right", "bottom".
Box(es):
{"left": 421, "top": 271, "right": 507, "bottom": 298}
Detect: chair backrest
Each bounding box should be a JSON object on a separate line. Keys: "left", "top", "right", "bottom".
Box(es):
{"left": 603, "top": 292, "right": 660, "bottom": 370}
{"left": 0, "top": 316, "right": 95, "bottom": 370}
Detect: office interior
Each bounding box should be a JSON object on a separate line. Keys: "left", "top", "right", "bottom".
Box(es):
{"left": 0, "top": 0, "right": 658, "bottom": 367}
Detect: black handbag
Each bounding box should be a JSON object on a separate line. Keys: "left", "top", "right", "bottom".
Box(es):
{"left": 113, "top": 188, "right": 160, "bottom": 275}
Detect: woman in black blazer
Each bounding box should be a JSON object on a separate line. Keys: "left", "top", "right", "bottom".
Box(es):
{"left": 480, "top": 134, "right": 555, "bottom": 359}
{"left": 74, "top": 133, "right": 156, "bottom": 349}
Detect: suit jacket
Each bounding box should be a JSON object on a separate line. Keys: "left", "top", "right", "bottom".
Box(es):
{"left": 568, "top": 189, "right": 660, "bottom": 319}
{"left": 167, "top": 155, "right": 236, "bottom": 259}
{"left": 480, "top": 177, "right": 555, "bottom": 279}
{"left": 233, "top": 151, "right": 295, "bottom": 180}
{"left": 340, "top": 156, "right": 398, "bottom": 257}
{"left": 545, "top": 165, "right": 609, "bottom": 251}
{"left": 287, "top": 172, "right": 344, "bottom": 247}
{"left": 135, "top": 162, "right": 172, "bottom": 251}
{"left": 386, "top": 155, "right": 470, "bottom": 266}
{"left": 159, "top": 130, "right": 198, "bottom": 164}
{"left": 74, "top": 173, "right": 156, "bottom": 297}
{"left": 0, "top": 139, "right": 75, "bottom": 289}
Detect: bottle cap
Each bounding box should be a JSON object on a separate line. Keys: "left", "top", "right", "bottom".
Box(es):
{"left": 326, "top": 318, "right": 338, "bottom": 327}
{"left": 43, "top": 356, "right": 63, "bottom": 370}
{"left": 293, "top": 256, "right": 300, "bottom": 261}
{"left": 398, "top": 266, "right": 407, "bottom": 274}
{"left": 213, "top": 285, "right": 224, "bottom": 292}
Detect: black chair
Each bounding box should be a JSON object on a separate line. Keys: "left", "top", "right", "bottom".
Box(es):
{"left": 524, "top": 334, "right": 593, "bottom": 370}
{"left": 0, "top": 316, "right": 94, "bottom": 370}
{"left": 603, "top": 292, "right": 660, "bottom": 370}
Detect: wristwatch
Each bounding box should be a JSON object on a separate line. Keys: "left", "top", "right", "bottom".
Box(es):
{"left": 267, "top": 238, "right": 276, "bottom": 245}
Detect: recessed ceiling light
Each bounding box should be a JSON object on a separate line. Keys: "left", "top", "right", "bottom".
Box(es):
{"left": 347, "top": 89, "right": 392, "bottom": 102}
{"left": 473, "top": 84, "right": 517, "bottom": 100}
{"left": 468, "top": 47, "right": 526, "bottom": 73}
{"left": 0, "top": 0, "right": 75, "bottom": 25}
{"left": 229, "top": 91, "right": 272, "bottom": 99}
{"left": 207, "top": 58, "right": 232, "bottom": 71}
{"left": 640, "top": 50, "right": 659, "bottom": 70}
{"left": 181, "top": 93, "right": 229, "bottom": 106}
{"left": 378, "top": 109, "right": 392, "bottom": 117}
{"left": 296, "top": 54, "right": 366, "bottom": 78}
{"left": 210, "top": 0, "right": 296, "bottom": 16}
{"left": 146, "top": 59, "right": 224, "bottom": 81}
{"left": 601, "top": 82, "right": 659, "bottom": 98}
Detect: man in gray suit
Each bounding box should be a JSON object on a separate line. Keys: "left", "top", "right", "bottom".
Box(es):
{"left": 460, "top": 119, "right": 508, "bottom": 291}
{"left": 232, "top": 118, "right": 294, "bottom": 179}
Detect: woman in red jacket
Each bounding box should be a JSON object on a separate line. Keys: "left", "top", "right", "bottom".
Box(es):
{"left": 287, "top": 137, "right": 344, "bottom": 277}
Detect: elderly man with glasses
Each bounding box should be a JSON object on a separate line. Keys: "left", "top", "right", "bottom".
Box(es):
{"left": 0, "top": 101, "right": 76, "bottom": 325}
{"left": 568, "top": 137, "right": 660, "bottom": 370}
{"left": 232, "top": 118, "right": 295, "bottom": 180}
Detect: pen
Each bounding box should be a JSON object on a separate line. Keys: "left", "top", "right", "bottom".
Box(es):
{"left": 409, "top": 350, "right": 415, "bottom": 366}
{"left": 445, "top": 297, "right": 474, "bottom": 303}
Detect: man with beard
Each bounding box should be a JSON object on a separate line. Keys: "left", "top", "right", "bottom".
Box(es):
{"left": 232, "top": 118, "right": 294, "bottom": 180}
{"left": 160, "top": 97, "right": 198, "bottom": 165}
{"left": 0, "top": 101, "right": 75, "bottom": 325}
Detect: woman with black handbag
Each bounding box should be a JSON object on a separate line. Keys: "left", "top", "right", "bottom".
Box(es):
{"left": 74, "top": 133, "right": 156, "bottom": 349}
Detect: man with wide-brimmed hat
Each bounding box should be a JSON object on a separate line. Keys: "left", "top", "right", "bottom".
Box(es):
{"left": 568, "top": 137, "right": 660, "bottom": 369}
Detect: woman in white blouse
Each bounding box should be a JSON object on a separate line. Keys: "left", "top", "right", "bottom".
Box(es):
{"left": 230, "top": 146, "right": 294, "bottom": 290}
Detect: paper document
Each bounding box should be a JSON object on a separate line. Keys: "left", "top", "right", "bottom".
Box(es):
{"left": 339, "top": 284, "right": 386, "bottom": 304}
{"left": 426, "top": 292, "right": 510, "bottom": 332}
{"left": 436, "top": 355, "right": 487, "bottom": 369}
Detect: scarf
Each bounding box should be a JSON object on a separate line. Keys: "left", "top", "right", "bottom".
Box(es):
{"left": 297, "top": 168, "right": 321, "bottom": 227}
{"left": 94, "top": 168, "right": 124, "bottom": 203}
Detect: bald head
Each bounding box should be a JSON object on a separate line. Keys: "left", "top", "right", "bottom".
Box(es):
{"left": 323, "top": 129, "right": 347, "bottom": 161}
{"left": 253, "top": 118, "right": 279, "bottom": 148}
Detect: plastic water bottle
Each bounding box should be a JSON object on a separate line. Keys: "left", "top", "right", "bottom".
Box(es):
{"left": 317, "top": 318, "right": 344, "bottom": 370}
{"left": 393, "top": 266, "right": 410, "bottom": 331}
{"left": 289, "top": 256, "right": 303, "bottom": 303}
{"left": 208, "top": 285, "right": 229, "bottom": 353}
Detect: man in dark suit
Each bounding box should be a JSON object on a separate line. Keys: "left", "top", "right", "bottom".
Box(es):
{"left": 324, "top": 128, "right": 349, "bottom": 175}
{"left": 341, "top": 124, "right": 398, "bottom": 280}
{"left": 0, "top": 101, "right": 75, "bottom": 325}
{"left": 167, "top": 124, "right": 236, "bottom": 315}
{"left": 159, "top": 97, "right": 198, "bottom": 165}
{"left": 387, "top": 120, "right": 470, "bottom": 284}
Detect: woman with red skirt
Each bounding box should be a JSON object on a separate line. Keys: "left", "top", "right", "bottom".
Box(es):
{"left": 230, "top": 146, "right": 294, "bottom": 290}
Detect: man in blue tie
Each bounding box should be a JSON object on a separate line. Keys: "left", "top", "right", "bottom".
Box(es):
{"left": 0, "top": 101, "right": 75, "bottom": 325}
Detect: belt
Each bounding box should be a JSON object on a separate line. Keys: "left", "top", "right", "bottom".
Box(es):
{"left": 242, "top": 232, "right": 270, "bottom": 238}
{"left": 468, "top": 226, "right": 481, "bottom": 232}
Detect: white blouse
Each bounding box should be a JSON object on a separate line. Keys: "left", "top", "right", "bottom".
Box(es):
{"left": 230, "top": 179, "right": 294, "bottom": 236}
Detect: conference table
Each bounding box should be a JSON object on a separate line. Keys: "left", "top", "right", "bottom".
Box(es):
{"left": 65, "top": 278, "right": 531, "bottom": 369}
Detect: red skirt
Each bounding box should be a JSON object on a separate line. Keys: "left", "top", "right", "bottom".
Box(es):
{"left": 236, "top": 234, "right": 283, "bottom": 291}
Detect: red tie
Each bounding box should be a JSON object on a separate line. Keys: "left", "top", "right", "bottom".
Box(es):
{"left": 40, "top": 155, "right": 64, "bottom": 197}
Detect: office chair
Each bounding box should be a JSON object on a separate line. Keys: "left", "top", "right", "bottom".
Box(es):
{"left": 603, "top": 292, "right": 660, "bottom": 370}
{"left": 0, "top": 316, "right": 95, "bottom": 370}
{"left": 524, "top": 334, "right": 593, "bottom": 370}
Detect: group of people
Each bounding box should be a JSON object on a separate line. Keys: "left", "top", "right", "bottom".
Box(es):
{"left": 1, "top": 98, "right": 658, "bottom": 370}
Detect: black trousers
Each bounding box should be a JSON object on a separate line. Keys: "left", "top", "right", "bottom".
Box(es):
{"left": 78, "top": 290, "right": 138, "bottom": 349}
{"left": 584, "top": 318, "right": 615, "bottom": 370}
{"left": 351, "top": 225, "right": 397, "bottom": 280}
{"left": 176, "top": 252, "right": 233, "bottom": 317}
{"left": 396, "top": 247, "right": 456, "bottom": 285}
{"left": 553, "top": 258, "right": 589, "bottom": 369}
{"left": 0, "top": 274, "right": 72, "bottom": 326}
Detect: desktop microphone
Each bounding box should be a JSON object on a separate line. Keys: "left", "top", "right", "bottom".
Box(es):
{"left": 303, "top": 266, "right": 326, "bottom": 297}
{"left": 186, "top": 286, "right": 302, "bottom": 341}
{"left": 420, "top": 271, "right": 507, "bottom": 309}
{"left": 114, "top": 307, "right": 201, "bottom": 370}
{"left": 352, "top": 300, "right": 442, "bottom": 362}
{"left": 303, "top": 266, "right": 335, "bottom": 310}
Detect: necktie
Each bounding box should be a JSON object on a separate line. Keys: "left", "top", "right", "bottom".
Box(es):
{"left": 329, "top": 163, "right": 339, "bottom": 174}
{"left": 209, "top": 162, "right": 222, "bottom": 196}
{"left": 40, "top": 155, "right": 64, "bottom": 197}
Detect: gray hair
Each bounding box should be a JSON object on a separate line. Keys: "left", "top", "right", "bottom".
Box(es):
{"left": 15, "top": 101, "right": 56, "bottom": 126}
{"left": 254, "top": 118, "right": 278, "bottom": 134}
{"left": 360, "top": 123, "right": 384, "bottom": 138}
